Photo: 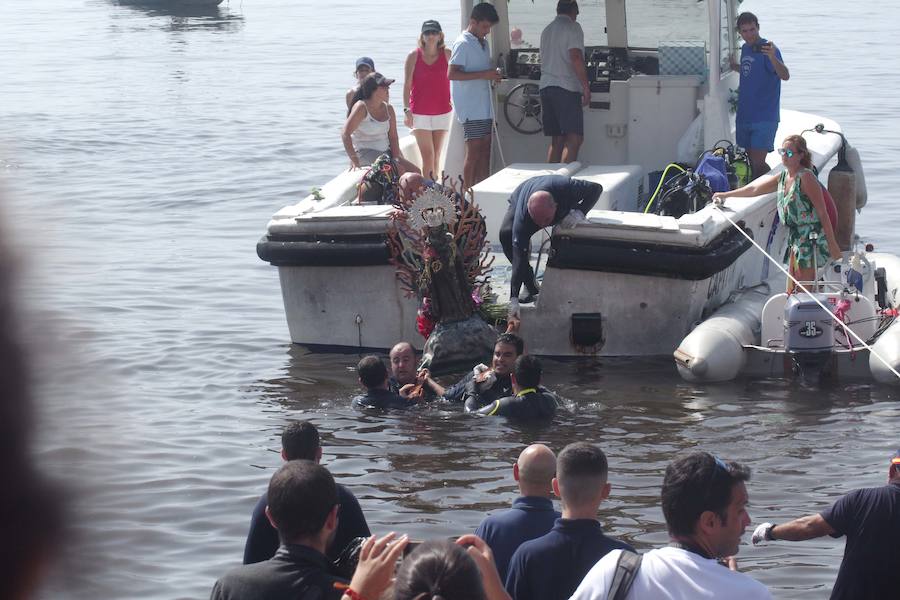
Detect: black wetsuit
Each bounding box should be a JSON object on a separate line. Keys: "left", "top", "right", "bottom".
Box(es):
{"left": 476, "top": 387, "right": 559, "bottom": 419}
{"left": 351, "top": 388, "right": 413, "bottom": 409}
{"left": 499, "top": 175, "right": 602, "bottom": 300}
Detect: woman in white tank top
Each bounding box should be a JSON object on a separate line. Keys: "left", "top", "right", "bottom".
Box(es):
{"left": 341, "top": 72, "right": 420, "bottom": 174}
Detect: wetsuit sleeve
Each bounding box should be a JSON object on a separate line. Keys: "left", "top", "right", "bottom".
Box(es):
{"left": 442, "top": 374, "right": 470, "bottom": 403}
{"left": 242, "top": 495, "right": 279, "bottom": 564}
{"left": 510, "top": 198, "right": 539, "bottom": 300}
{"left": 476, "top": 396, "right": 513, "bottom": 416}
{"left": 570, "top": 179, "right": 602, "bottom": 215}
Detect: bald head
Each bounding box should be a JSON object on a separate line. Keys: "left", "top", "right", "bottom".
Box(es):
{"left": 389, "top": 341, "right": 417, "bottom": 385}
{"left": 514, "top": 444, "right": 556, "bottom": 497}
{"left": 400, "top": 172, "right": 427, "bottom": 202}
{"left": 526, "top": 191, "right": 557, "bottom": 228}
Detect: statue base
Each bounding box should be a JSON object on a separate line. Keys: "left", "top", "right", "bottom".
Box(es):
{"left": 422, "top": 316, "right": 498, "bottom": 375}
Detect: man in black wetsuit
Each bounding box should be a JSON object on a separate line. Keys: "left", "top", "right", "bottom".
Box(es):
{"left": 436, "top": 333, "right": 523, "bottom": 411}
{"left": 476, "top": 355, "right": 559, "bottom": 419}
{"left": 352, "top": 355, "right": 415, "bottom": 409}
{"left": 499, "top": 174, "right": 602, "bottom": 322}
{"left": 242, "top": 421, "right": 370, "bottom": 565}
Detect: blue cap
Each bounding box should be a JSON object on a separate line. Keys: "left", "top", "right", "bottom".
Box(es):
{"left": 355, "top": 56, "right": 375, "bottom": 71}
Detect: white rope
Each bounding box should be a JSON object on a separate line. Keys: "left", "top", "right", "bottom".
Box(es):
{"left": 713, "top": 203, "right": 900, "bottom": 381}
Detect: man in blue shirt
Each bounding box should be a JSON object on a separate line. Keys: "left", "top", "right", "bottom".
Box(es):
{"left": 449, "top": 2, "right": 502, "bottom": 187}
{"left": 499, "top": 174, "right": 602, "bottom": 319}
{"left": 733, "top": 12, "right": 789, "bottom": 179}
{"left": 505, "top": 442, "right": 633, "bottom": 600}
{"left": 751, "top": 448, "right": 900, "bottom": 600}
{"left": 242, "top": 421, "right": 370, "bottom": 565}
{"left": 474, "top": 443, "right": 560, "bottom": 581}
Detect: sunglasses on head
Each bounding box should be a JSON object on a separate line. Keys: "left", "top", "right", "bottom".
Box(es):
{"left": 777, "top": 148, "right": 797, "bottom": 158}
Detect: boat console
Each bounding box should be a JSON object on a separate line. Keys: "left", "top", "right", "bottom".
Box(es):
{"left": 506, "top": 46, "right": 658, "bottom": 89}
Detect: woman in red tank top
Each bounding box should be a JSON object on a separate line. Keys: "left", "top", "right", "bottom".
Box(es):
{"left": 403, "top": 19, "right": 453, "bottom": 180}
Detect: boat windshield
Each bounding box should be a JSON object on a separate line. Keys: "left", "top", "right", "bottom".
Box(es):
{"left": 507, "top": 0, "right": 710, "bottom": 50}
{"left": 625, "top": 0, "right": 707, "bottom": 48}
{"left": 507, "top": 0, "right": 608, "bottom": 49}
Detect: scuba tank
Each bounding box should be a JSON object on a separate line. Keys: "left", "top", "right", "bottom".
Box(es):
{"left": 845, "top": 143, "right": 867, "bottom": 210}
{"left": 827, "top": 140, "right": 857, "bottom": 251}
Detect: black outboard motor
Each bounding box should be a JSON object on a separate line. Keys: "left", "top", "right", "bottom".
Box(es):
{"left": 784, "top": 292, "right": 835, "bottom": 379}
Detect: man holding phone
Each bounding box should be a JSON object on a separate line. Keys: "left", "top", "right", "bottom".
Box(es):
{"left": 733, "top": 12, "right": 789, "bottom": 179}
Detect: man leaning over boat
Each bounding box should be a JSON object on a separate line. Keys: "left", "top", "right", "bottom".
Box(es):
{"left": 500, "top": 175, "right": 602, "bottom": 326}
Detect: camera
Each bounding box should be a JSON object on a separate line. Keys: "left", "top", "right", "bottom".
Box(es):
{"left": 752, "top": 42, "right": 770, "bottom": 53}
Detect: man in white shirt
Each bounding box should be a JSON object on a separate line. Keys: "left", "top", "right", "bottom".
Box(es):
{"left": 449, "top": 2, "right": 502, "bottom": 187}
{"left": 539, "top": 0, "right": 590, "bottom": 163}
{"left": 569, "top": 452, "right": 772, "bottom": 600}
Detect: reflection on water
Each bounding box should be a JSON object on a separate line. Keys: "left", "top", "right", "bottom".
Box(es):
{"left": 111, "top": 0, "right": 243, "bottom": 31}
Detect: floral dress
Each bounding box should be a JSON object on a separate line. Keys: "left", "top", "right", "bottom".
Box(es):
{"left": 777, "top": 168, "right": 830, "bottom": 269}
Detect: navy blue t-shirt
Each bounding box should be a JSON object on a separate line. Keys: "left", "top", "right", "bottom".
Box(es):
{"left": 505, "top": 518, "right": 634, "bottom": 600}
{"left": 820, "top": 482, "right": 900, "bottom": 600}
{"left": 474, "top": 496, "right": 560, "bottom": 581}
{"left": 243, "top": 483, "right": 371, "bottom": 565}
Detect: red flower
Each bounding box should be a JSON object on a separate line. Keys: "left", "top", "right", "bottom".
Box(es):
{"left": 416, "top": 311, "right": 435, "bottom": 339}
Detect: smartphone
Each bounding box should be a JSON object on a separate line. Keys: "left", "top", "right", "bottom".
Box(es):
{"left": 752, "top": 42, "right": 770, "bottom": 53}
{"left": 403, "top": 540, "right": 422, "bottom": 557}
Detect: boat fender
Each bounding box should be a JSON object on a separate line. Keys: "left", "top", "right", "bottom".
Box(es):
{"left": 845, "top": 143, "right": 867, "bottom": 210}
{"left": 875, "top": 267, "right": 888, "bottom": 309}
{"left": 827, "top": 163, "right": 856, "bottom": 251}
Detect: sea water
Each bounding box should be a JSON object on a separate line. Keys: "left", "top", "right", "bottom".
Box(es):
{"left": 0, "top": 1, "right": 897, "bottom": 598}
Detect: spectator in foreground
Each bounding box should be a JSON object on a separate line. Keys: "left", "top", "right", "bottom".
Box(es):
{"left": 340, "top": 535, "right": 511, "bottom": 600}
{"left": 570, "top": 451, "right": 771, "bottom": 600}
{"left": 475, "top": 444, "right": 560, "bottom": 581}
{"left": 214, "top": 461, "right": 374, "bottom": 599}
{"left": 505, "top": 442, "right": 633, "bottom": 600}
{"left": 751, "top": 448, "right": 900, "bottom": 600}
{"left": 243, "top": 421, "right": 370, "bottom": 564}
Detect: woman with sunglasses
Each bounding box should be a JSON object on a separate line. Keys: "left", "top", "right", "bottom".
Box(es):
{"left": 713, "top": 134, "right": 841, "bottom": 293}
{"left": 342, "top": 72, "right": 419, "bottom": 175}
{"left": 402, "top": 20, "right": 453, "bottom": 179}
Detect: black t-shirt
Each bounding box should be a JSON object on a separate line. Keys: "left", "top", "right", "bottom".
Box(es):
{"left": 243, "top": 484, "right": 370, "bottom": 565}
{"left": 820, "top": 482, "right": 900, "bottom": 600}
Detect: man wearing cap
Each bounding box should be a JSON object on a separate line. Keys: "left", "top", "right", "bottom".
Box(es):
{"left": 499, "top": 174, "right": 602, "bottom": 321}
{"left": 346, "top": 57, "right": 375, "bottom": 112}
{"left": 750, "top": 449, "right": 900, "bottom": 599}
{"left": 448, "top": 2, "right": 502, "bottom": 187}
{"left": 539, "top": 0, "right": 591, "bottom": 163}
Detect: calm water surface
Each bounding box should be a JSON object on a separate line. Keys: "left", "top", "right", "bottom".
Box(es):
{"left": 1, "top": 1, "right": 898, "bottom": 598}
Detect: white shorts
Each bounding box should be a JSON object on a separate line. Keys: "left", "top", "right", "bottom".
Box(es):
{"left": 412, "top": 111, "right": 452, "bottom": 132}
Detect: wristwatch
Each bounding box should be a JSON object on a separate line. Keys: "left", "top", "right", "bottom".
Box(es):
{"left": 403, "top": 107, "right": 411, "bottom": 114}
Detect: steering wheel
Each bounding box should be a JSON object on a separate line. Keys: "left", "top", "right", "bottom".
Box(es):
{"left": 503, "top": 83, "right": 542, "bottom": 135}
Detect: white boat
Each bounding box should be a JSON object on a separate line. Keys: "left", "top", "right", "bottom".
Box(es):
{"left": 257, "top": 0, "right": 899, "bottom": 381}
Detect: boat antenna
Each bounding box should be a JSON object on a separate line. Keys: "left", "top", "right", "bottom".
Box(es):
{"left": 711, "top": 202, "right": 900, "bottom": 382}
